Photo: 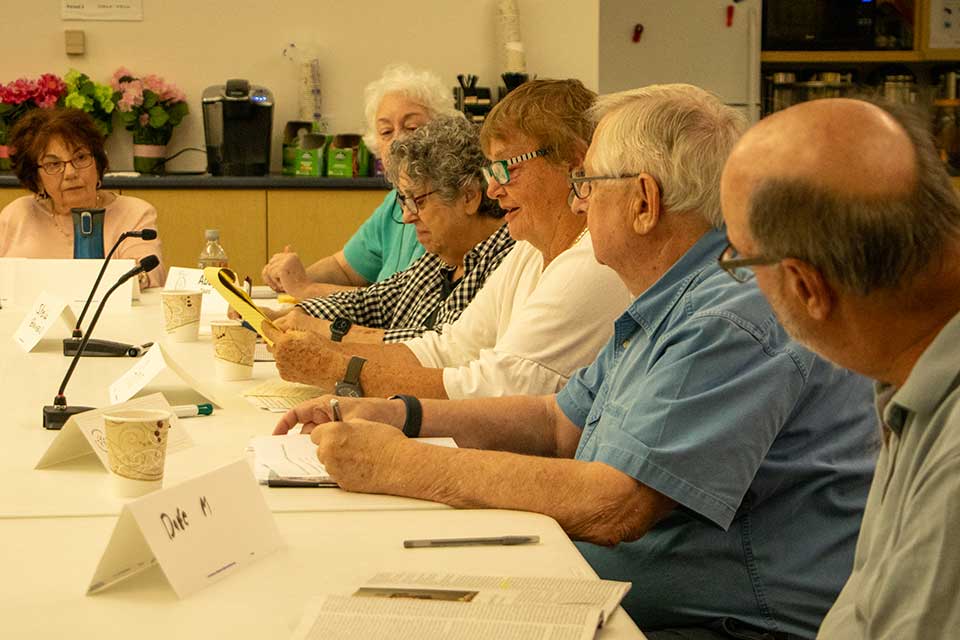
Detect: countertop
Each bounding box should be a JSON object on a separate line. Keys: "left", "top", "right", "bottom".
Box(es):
{"left": 0, "top": 172, "right": 391, "bottom": 190}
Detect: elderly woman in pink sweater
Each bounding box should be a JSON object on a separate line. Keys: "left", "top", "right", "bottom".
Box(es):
{"left": 0, "top": 108, "right": 166, "bottom": 288}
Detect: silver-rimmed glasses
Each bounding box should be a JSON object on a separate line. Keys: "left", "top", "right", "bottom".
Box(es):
{"left": 717, "top": 242, "right": 782, "bottom": 283}
{"left": 568, "top": 168, "right": 641, "bottom": 200}
{"left": 482, "top": 148, "right": 548, "bottom": 186}
{"left": 37, "top": 151, "right": 95, "bottom": 176}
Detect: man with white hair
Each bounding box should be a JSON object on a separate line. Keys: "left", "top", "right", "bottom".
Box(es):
{"left": 276, "top": 85, "right": 877, "bottom": 638}
{"left": 721, "top": 97, "right": 960, "bottom": 638}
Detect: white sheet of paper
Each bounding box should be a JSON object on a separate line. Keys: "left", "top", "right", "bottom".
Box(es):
{"left": 248, "top": 434, "right": 458, "bottom": 483}
{"left": 108, "top": 343, "right": 228, "bottom": 408}
{"left": 87, "top": 459, "right": 282, "bottom": 599}
{"left": 12, "top": 292, "right": 77, "bottom": 352}
{"left": 35, "top": 393, "right": 193, "bottom": 470}
{"left": 164, "top": 266, "right": 229, "bottom": 318}
{"left": 0, "top": 257, "right": 135, "bottom": 312}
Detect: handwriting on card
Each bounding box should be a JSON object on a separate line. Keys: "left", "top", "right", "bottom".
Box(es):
{"left": 160, "top": 496, "right": 213, "bottom": 540}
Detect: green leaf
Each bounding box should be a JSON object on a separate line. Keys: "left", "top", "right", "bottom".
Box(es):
{"left": 142, "top": 90, "right": 158, "bottom": 110}
{"left": 167, "top": 101, "right": 189, "bottom": 126}
{"left": 148, "top": 105, "right": 169, "bottom": 128}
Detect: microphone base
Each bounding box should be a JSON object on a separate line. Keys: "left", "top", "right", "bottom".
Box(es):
{"left": 43, "top": 404, "right": 94, "bottom": 430}
{"left": 62, "top": 338, "right": 148, "bottom": 358}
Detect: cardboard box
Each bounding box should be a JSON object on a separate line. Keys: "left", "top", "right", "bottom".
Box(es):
{"left": 326, "top": 134, "right": 370, "bottom": 178}
{"left": 282, "top": 121, "right": 327, "bottom": 177}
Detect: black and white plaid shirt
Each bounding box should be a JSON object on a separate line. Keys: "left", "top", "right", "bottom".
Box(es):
{"left": 297, "top": 223, "right": 515, "bottom": 343}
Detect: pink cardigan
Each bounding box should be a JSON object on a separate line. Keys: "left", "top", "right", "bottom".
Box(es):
{"left": 0, "top": 193, "right": 167, "bottom": 288}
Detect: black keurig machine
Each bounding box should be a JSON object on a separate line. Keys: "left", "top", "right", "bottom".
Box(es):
{"left": 202, "top": 79, "right": 273, "bottom": 176}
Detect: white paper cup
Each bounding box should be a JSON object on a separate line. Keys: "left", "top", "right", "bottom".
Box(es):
{"left": 160, "top": 290, "right": 203, "bottom": 342}
{"left": 103, "top": 409, "right": 172, "bottom": 498}
{"left": 211, "top": 319, "right": 257, "bottom": 381}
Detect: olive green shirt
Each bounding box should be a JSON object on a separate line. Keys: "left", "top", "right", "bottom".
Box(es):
{"left": 819, "top": 310, "right": 960, "bottom": 639}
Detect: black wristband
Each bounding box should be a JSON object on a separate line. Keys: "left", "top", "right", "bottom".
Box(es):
{"left": 389, "top": 394, "right": 422, "bottom": 438}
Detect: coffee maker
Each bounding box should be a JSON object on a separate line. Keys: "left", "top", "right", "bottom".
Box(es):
{"left": 202, "top": 79, "right": 273, "bottom": 176}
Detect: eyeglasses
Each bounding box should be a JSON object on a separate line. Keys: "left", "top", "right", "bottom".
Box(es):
{"left": 37, "top": 151, "right": 95, "bottom": 176}
{"left": 481, "top": 148, "right": 548, "bottom": 186}
{"left": 717, "top": 242, "right": 782, "bottom": 283}
{"left": 396, "top": 189, "right": 438, "bottom": 215}
{"left": 568, "top": 168, "right": 641, "bottom": 200}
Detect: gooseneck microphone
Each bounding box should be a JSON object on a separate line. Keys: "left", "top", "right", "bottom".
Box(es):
{"left": 63, "top": 228, "right": 158, "bottom": 358}
{"left": 72, "top": 228, "right": 158, "bottom": 336}
{"left": 43, "top": 255, "right": 161, "bottom": 430}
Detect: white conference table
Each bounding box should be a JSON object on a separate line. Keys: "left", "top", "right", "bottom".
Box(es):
{"left": 0, "top": 291, "right": 646, "bottom": 638}
{"left": 0, "top": 293, "right": 452, "bottom": 517}
{"left": 1, "top": 509, "right": 643, "bottom": 638}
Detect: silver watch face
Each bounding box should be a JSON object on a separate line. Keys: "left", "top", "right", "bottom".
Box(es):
{"left": 335, "top": 382, "right": 362, "bottom": 398}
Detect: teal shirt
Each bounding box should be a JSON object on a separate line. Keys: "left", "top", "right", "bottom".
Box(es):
{"left": 342, "top": 189, "right": 425, "bottom": 283}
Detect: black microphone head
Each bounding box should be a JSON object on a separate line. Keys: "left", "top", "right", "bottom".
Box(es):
{"left": 139, "top": 255, "right": 161, "bottom": 273}
{"left": 139, "top": 229, "right": 158, "bottom": 240}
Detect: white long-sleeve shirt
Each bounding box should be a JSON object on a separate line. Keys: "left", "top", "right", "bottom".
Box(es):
{"left": 403, "top": 234, "right": 633, "bottom": 398}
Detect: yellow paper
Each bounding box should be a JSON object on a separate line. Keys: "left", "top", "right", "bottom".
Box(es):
{"left": 203, "top": 267, "right": 280, "bottom": 346}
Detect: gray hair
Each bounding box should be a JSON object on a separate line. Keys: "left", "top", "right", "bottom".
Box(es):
{"left": 385, "top": 115, "right": 503, "bottom": 218}
{"left": 749, "top": 99, "right": 960, "bottom": 295}
{"left": 362, "top": 63, "right": 460, "bottom": 154}
{"left": 588, "top": 84, "right": 747, "bottom": 228}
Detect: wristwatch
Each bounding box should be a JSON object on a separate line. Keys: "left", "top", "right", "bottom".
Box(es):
{"left": 330, "top": 317, "right": 352, "bottom": 342}
{"left": 334, "top": 356, "right": 366, "bottom": 397}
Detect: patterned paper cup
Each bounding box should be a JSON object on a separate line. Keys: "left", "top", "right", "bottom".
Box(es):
{"left": 160, "top": 290, "right": 203, "bottom": 342}
{"left": 103, "top": 409, "right": 173, "bottom": 498}
{"left": 210, "top": 319, "right": 257, "bottom": 381}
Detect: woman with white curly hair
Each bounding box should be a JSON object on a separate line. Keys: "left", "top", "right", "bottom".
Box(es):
{"left": 262, "top": 64, "right": 460, "bottom": 299}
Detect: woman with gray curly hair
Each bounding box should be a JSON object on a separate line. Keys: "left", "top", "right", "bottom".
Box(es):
{"left": 262, "top": 64, "right": 462, "bottom": 300}
{"left": 273, "top": 115, "right": 515, "bottom": 344}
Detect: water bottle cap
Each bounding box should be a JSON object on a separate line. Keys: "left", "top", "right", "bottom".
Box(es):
{"left": 205, "top": 229, "right": 220, "bottom": 241}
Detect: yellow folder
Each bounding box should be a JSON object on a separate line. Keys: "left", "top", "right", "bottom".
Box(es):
{"left": 203, "top": 267, "right": 280, "bottom": 346}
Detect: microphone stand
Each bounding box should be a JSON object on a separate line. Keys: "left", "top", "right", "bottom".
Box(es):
{"left": 43, "top": 257, "right": 159, "bottom": 430}
{"left": 63, "top": 227, "right": 157, "bottom": 358}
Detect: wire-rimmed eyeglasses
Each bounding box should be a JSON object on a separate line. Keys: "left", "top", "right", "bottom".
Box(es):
{"left": 568, "top": 168, "right": 641, "bottom": 200}
{"left": 37, "top": 150, "right": 95, "bottom": 176}
{"left": 717, "top": 242, "right": 782, "bottom": 282}
{"left": 396, "top": 189, "right": 438, "bottom": 215}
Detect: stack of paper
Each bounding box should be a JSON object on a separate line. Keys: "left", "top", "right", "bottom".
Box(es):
{"left": 290, "top": 572, "right": 632, "bottom": 640}
{"left": 242, "top": 379, "right": 326, "bottom": 411}
{"left": 247, "top": 434, "right": 457, "bottom": 485}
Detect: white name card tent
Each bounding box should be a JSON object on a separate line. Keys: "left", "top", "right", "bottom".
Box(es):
{"left": 87, "top": 459, "right": 282, "bottom": 599}
{"left": 35, "top": 393, "right": 194, "bottom": 470}
{"left": 108, "top": 343, "right": 231, "bottom": 410}
{"left": 0, "top": 257, "right": 136, "bottom": 311}
{"left": 164, "top": 266, "right": 230, "bottom": 319}
{"left": 12, "top": 292, "right": 77, "bottom": 352}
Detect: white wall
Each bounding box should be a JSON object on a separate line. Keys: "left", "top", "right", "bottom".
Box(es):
{"left": 2, "top": 0, "right": 598, "bottom": 172}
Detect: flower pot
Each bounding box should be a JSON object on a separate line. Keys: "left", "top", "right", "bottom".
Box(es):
{"left": 133, "top": 144, "right": 166, "bottom": 175}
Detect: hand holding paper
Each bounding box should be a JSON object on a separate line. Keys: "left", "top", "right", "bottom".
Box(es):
{"left": 203, "top": 267, "right": 280, "bottom": 345}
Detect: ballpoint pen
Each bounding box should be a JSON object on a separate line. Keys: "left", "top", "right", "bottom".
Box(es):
{"left": 172, "top": 403, "right": 214, "bottom": 418}
{"left": 403, "top": 535, "right": 540, "bottom": 549}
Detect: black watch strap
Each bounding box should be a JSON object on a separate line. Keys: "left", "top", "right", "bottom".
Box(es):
{"left": 343, "top": 356, "right": 366, "bottom": 385}
{"left": 389, "top": 394, "right": 422, "bottom": 438}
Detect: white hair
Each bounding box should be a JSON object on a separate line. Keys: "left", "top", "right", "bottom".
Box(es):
{"left": 588, "top": 84, "right": 747, "bottom": 228}
{"left": 362, "top": 63, "right": 460, "bottom": 154}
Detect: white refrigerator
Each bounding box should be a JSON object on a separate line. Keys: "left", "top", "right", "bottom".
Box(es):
{"left": 598, "top": 0, "right": 762, "bottom": 122}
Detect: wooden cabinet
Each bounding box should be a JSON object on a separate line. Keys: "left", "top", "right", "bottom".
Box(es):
{"left": 0, "top": 185, "right": 389, "bottom": 283}
{"left": 266, "top": 190, "right": 389, "bottom": 270}
{"left": 120, "top": 189, "right": 268, "bottom": 282}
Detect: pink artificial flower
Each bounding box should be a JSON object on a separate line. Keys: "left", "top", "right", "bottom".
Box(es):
{"left": 111, "top": 67, "right": 135, "bottom": 91}
{"left": 160, "top": 85, "right": 186, "bottom": 104}
{"left": 138, "top": 112, "right": 150, "bottom": 127}
{"left": 117, "top": 94, "right": 135, "bottom": 112}
{"left": 37, "top": 94, "right": 58, "bottom": 109}
{"left": 142, "top": 74, "right": 165, "bottom": 94}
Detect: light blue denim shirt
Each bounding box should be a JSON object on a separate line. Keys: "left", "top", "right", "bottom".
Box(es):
{"left": 557, "top": 229, "right": 877, "bottom": 638}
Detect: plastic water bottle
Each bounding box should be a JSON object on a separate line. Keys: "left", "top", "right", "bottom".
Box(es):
{"left": 198, "top": 229, "right": 228, "bottom": 269}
